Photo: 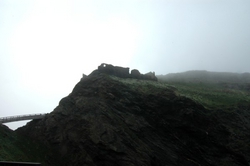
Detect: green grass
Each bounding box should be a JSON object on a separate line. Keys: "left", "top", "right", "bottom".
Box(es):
{"left": 110, "top": 76, "right": 175, "bottom": 95}
{"left": 0, "top": 126, "right": 29, "bottom": 161}
{"left": 0, "top": 125, "right": 52, "bottom": 164}
{"left": 111, "top": 75, "right": 250, "bottom": 109}
{"left": 165, "top": 82, "right": 250, "bottom": 109}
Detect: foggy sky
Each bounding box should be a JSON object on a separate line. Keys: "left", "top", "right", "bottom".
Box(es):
{"left": 1, "top": 0, "right": 250, "bottom": 129}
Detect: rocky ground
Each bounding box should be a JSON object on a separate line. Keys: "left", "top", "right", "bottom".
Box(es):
{"left": 15, "top": 70, "right": 250, "bottom": 166}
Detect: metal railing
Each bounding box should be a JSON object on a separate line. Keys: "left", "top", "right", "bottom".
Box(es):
{"left": 0, "top": 161, "right": 41, "bottom": 165}
{"left": 0, "top": 114, "right": 47, "bottom": 123}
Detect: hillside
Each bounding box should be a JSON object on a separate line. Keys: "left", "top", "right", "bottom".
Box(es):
{"left": 14, "top": 69, "right": 250, "bottom": 166}
{"left": 157, "top": 71, "right": 250, "bottom": 109}
{"left": 0, "top": 124, "right": 55, "bottom": 164}
{"left": 157, "top": 70, "right": 250, "bottom": 84}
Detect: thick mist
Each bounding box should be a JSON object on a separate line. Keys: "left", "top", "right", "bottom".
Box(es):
{"left": 0, "top": 0, "right": 250, "bottom": 129}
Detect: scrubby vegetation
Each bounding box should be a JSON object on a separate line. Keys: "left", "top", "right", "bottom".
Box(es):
{"left": 111, "top": 75, "right": 175, "bottom": 94}
{"left": 165, "top": 82, "right": 250, "bottom": 109}
{"left": 158, "top": 71, "right": 250, "bottom": 109}
{"left": 0, "top": 123, "right": 59, "bottom": 165}
{"left": 0, "top": 124, "right": 45, "bottom": 162}
{"left": 112, "top": 74, "right": 250, "bottom": 109}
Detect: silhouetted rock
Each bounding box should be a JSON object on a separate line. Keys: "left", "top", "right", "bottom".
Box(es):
{"left": 16, "top": 71, "right": 250, "bottom": 166}
{"left": 80, "top": 73, "right": 87, "bottom": 81}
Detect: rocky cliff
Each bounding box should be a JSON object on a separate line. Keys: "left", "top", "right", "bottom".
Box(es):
{"left": 17, "top": 70, "right": 250, "bottom": 166}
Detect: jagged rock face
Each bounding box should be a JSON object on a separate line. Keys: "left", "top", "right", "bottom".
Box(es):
{"left": 17, "top": 72, "right": 250, "bottom": 166}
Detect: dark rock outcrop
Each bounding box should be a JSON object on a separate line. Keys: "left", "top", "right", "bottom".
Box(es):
{"left": 80, "top": 73, "right": 87, "bottom": 81}
{"left": 17, "top": 71, "right": 250, "bottom": 166}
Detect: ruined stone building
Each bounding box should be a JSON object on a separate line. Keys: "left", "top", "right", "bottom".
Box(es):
{"left": 98, "top": 63, "right": 157, "bottom": 81}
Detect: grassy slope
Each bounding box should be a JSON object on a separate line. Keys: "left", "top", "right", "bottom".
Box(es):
{"left": 113, "top": 74, "right": 250, "bottom": 110}
{"left": 0, "top": 125, "right": 28, "bottom": 161}
{"left": 157, "top": 71, "right": 250, "bottom": 109}
{"left": 111, "top": 75, "right": 176, "bottom": 94}
{"left": 112, "top": 75, "right": 250, "bottom": 164}
{"left": 166, "top": 82, "right": 250, "bottom": 109}
{"left": 0, "top": 124, "right": 50, "bottom": 164}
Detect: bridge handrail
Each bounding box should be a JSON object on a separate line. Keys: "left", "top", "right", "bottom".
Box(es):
{"left": 0, "top": 161, "right": 41, "bottom": 165}
{"left": 0, "top": 113, "right": 47, "bottom": 119}
{"left": 0, "top": 113, "right": 47, "bottom": 123}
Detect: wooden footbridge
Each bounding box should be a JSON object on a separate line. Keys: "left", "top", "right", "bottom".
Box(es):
{"left": 0, "top": 113, "right": 47, "bottom": 123}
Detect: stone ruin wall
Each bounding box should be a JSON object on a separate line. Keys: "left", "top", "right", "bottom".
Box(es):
{"left": 98, "top": 63, "right": 157, "bottom": 81}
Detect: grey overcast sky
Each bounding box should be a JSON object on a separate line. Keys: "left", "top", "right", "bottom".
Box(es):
{"left": 1, "top": 0, "right": 250, "bottom": 129}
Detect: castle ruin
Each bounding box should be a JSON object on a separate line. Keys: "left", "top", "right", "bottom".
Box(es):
{"left": 98, "top": 63, "right": 157, "bottom": 81}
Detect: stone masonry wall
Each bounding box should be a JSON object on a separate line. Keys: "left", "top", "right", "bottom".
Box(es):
{"left": 98, "top": 63, "right": 157, "bottom": 81}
